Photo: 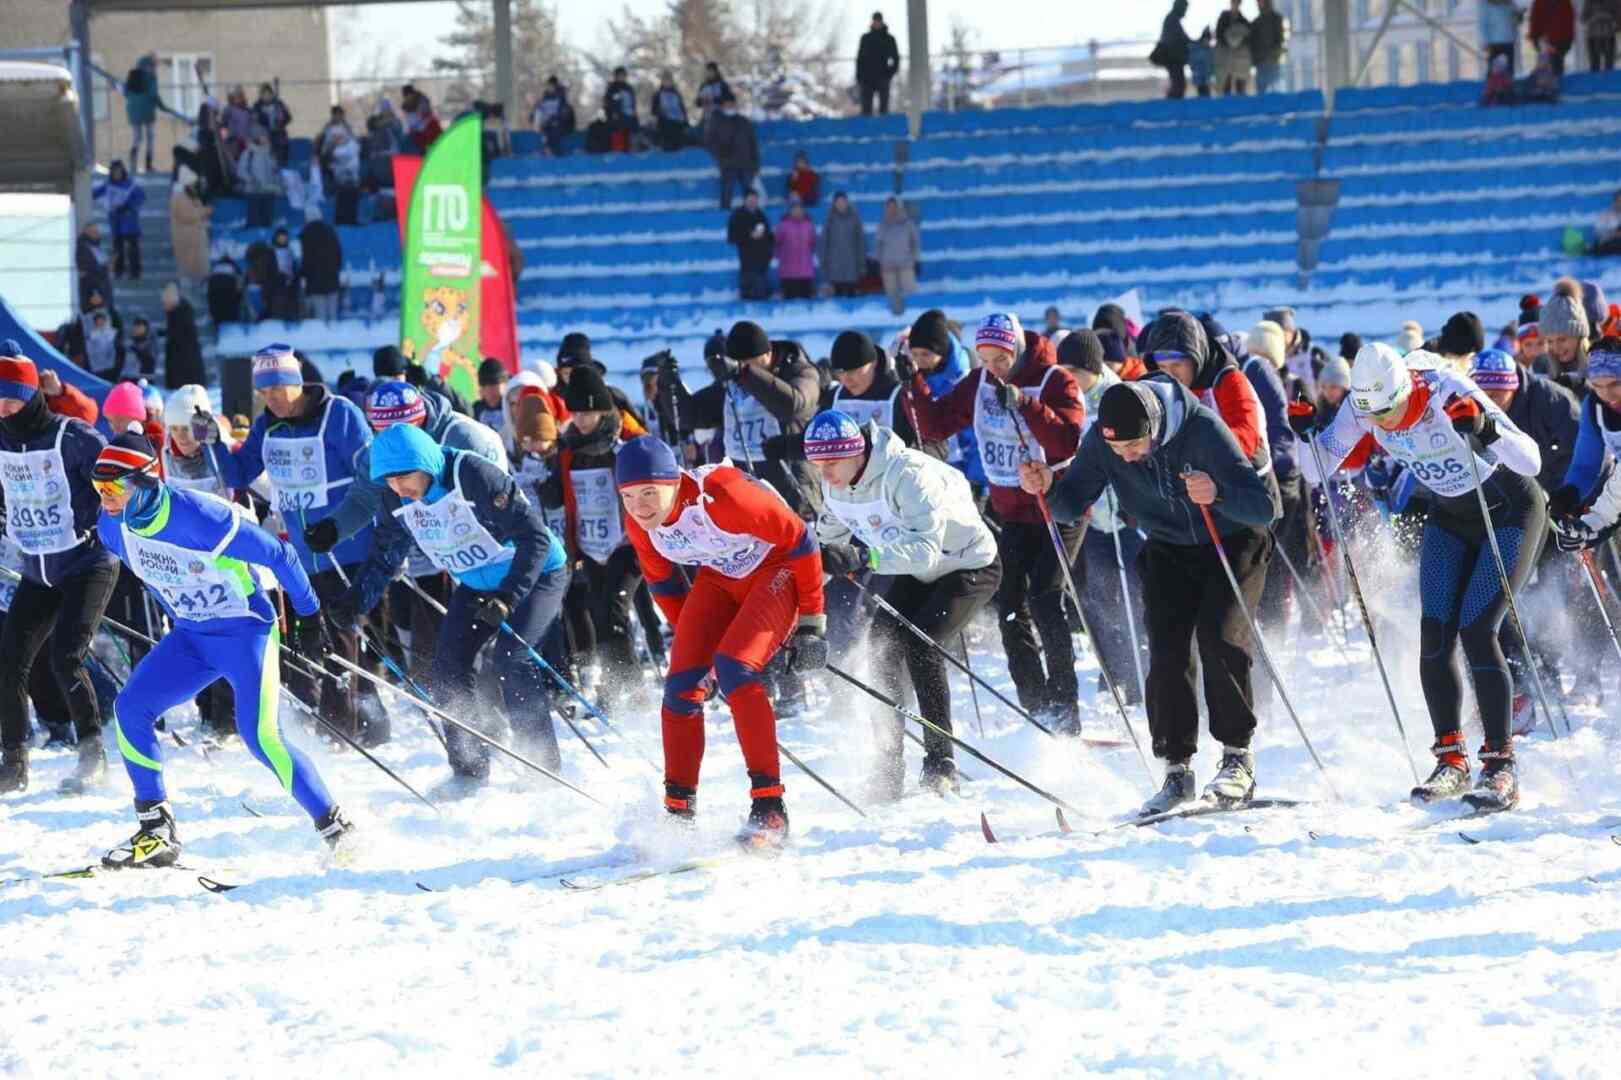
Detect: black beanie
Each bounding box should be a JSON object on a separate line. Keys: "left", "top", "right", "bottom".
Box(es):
{"left": 557, "top": 332, "right": 592, "bottom": 364}
{"left": 1092, "top": 303, "right": 1129, "bottom": 342}
{"left": 829, "top": 330, "right": 878, "bottom": 371}
{"left": 478, "top": 358, "right": 507, "bottom": 386}
{"left": 1339, "top": 333, "right": 1362, "bottom": 361}
{"left": 1057, "top": 329, "right": 1104, "bottom": 375}
{"left": 908, "top": 309, "right": 953, "bottom": 358}
{"left": 725, "top": 320, "right": 771, "bottom": 360}
{"left": 373, "top": 345, "right": 405, "bottom": 377}
{"left": 1096, "top": 383, "right": 1158, "bottom": 442}
{"left": 563, "top": 366, "right": 614, "bottom": 413}
{"left": 1438, "top": 311, "right": 1485, "bottom": 357}
{"left": 703, "top": 329, "right": 727, "bottom": 360}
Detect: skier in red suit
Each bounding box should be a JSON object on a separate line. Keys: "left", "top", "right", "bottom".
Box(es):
{"left": 615, "top": 435, "right": 826, "bottom": 848}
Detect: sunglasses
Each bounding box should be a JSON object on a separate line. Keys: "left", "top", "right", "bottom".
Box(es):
{"left": 91, "top": 476, "right": 130, "bottom": 498}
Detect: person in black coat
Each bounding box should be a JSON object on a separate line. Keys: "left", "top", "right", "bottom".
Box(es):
{"left": 298, "top": 212, "right": 344, "bottom": 322}
{"left": 856, "top": 12, "right": 902, "bottom": 116}
{"left": 1155, "top": 0, "right": 1192, "bottom": 99}
{"left": 726, "top": 190, "right": 774, "bottom": 300}
{"left": 162, "top": 283, "right": 205, "bottom": 389}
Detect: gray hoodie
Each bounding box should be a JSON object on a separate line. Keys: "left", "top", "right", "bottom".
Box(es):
{"left": 815, "top": 424, "right": 996, "bottom": 582}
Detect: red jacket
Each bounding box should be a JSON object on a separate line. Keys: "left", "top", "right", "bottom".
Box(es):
{"left": 1530, "top": 0, "right": 1576, "bottom": 45}
{"left": 905, "top": 331, "right": 1084, "bottom": 524}
{"left": 1200, "top": 366, "right": 1265, "bottom": 463}
{"left": 44, "top": 383, "right": 99, "bottom": 426}
{"left": 1117, "top": 355, "right": 1149, "bottom": 381}
{"left": 625, "top": 466, "right": 825, "bottom": 626}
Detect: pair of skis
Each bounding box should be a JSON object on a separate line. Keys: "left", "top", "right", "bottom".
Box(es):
{"left": 979, "top": 796, "right": 1309, "bottom": 843}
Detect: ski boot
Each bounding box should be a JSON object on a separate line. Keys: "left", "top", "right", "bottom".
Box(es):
{"left": 316, "top": 806, "right": 360, "bottom": 864}
{"left": 1509, "top": 694, "right": 1537, "bottom": 738}
{"left": 41, "top": 724, "right": 76, "bottom": 750}
{"left": 1140, "top": 762, "right": 1197, "bottom": 816}
{"left": 736, "top": 775, "right": 789, "bottom": 854}
{"left": 58, "top": 735, "right": 108, "bottom": 795}
{"left": 102, "top": 800, "right": 180, "bottom": 869}
{"left": 663, "top": 782, "right": 697, "bottom": 822}
{"left": 1047, "top": 703, "right": 1083, "bottom": 739}
{"left": 0, "top": 746, "right": 28, "bottom": 794}
{"left": 918, "top": 756, "right": 962, "bottom": 797}
{"left": 1465, "top": 743, "right": 1519, "bottom": 811}
{"left": 1410, "top": 732, "right": 1471, "bottom": 805}
{"left": 1204, "top": 747, "right": 1256, "bottom": 807}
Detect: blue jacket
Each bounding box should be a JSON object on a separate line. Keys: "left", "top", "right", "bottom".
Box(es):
{"left": 348, "top": 433, "right": 563, "bottom": 616}
{"left": 208, "top": 385, "right": 374, "bottom": 574}
{"left": 94, "top": 175, "right": 145, "bottom": 238}
{"left": 0, "top": 400, "right": 115, "bottom": 586}
{"left": 1562, "top": 391, "right": 1621, "bottom": 500}
{"left": 1241, "top": 353, "right": 1299, "bottom": 484}
{"left": 1049, "top": 376, "right": 1280, "bottom": 545}
{"left": 98, "top": 485, "right": 319, "bottom": 631}
{"left": 930, "top": 335, "right": 986, "bottom": 488}
{"left": 330, "top": 389, "right": 509, "bottom": 543}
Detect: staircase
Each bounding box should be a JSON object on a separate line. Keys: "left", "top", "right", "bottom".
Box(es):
{"left": 90, "top": 170, "right": 210, "bottom": 370}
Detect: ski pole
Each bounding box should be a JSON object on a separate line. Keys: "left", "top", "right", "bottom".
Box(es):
{"left": 1192, "top": 495, "right": 1342, "bottom": 801}
{"left": 1461, "top": 450, "right": 1570, "bottom": 749}
{"left": 1303, "top": 436, "right": 1421, "bottom": 784}
{"left": 1006, "top": 409, "right": 1155, "bottom": 788}
{"left": 1268, "top": 525, "right": 1356, "bottom": 664}
{"left": 394, "top": 573, "right": 624, "bottom": 770}
{"left": 781, "top": 743, "right": 868, "bottom": 818}
{"left": 1577, "top": 548, "right": 1621, "bottom": 666}
{"left": 90, "top": 604, "right": 442, "bottom": 815}
{"left": 1104, "top": 489, "right": 1150, "bottom": 710}
{"left": 960, "top": 632, "right": 986, "bottom": 738}
{"left": 849, "top": 575, "right": 1053, "bottom": 738}
{"left": 827, "top": 662, "right": 1083, "bottom": 816}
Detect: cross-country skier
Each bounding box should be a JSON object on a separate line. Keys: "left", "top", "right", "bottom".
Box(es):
{"left": 614, "top": 435, "right": 827, "bottom": 849}
{"left": 1020, "top": 378, "right": 1279, "bottom": 814}
{"left": 337, "top": 423, "right": 568, "bottom": 792}
{"left": 1299, "top": 344, "right": 1544, "bottom": 809}
{"left": 807, "top": 410, "right": 999, "bottom": 798}
{"left": 903, "top": 313, "right": 1086, "bottom": 732}
{"left": 0, "top": 352, "right": 118, "bottom": 794}
{"left": 90, "top": 433, "right": 353, "bottom": 867}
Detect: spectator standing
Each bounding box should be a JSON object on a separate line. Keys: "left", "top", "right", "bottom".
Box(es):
{"left": 169, "top": 167, "right": 211, "bottom": 290}
{"left": 1591, "top": 188, "right": 1621, "bottom": 255}
{"left": 787, "top": 151, "right": 820, "bottom": 206}
{"left": 1481, "top": 0, "right": 1522, "bottom": 75}
{"left": 325, "top": 127, "right": 363, "bottom": 226}
{"left": 774, "top": 197, "right": 817, "bottom": 300}
{"left": 726, "top": 190, "right": 774, "bottom": 301}
{"left": 222, "top": 86, "right": 255, "bottom": 158}
{"left": 95, "top": 161, "right": 145, "bottom": 281}
{"left": 603, "top": 67, "right": 639, "bottom": 148}
{"left": 696, "top": 62, "right": 733, "bottom": 127}
{"left": 123, "top": 54, "right": 162, "bottom": 174}
{"left": 401, "top": 85, "right": 443, "bottom": 152}
{"left": 299, "top": 207, "right": 344, "bottom": 322}
{"left": 62, "top": 288, "right": 124, "bottom": 380}
{"left": 1249, "top": 0, "right": 1290, "bottom": 93}
{"left": 533, "top": 78, "right": 577, "bottom": 156}
{"left": 1154, "top": 1, "right": 1192, "bottom": 99}
{"left": 818, "top": 191, "right": 867, "bottom": 298}
{"left": 704, "top": 92, "right": 759, "bottom": 210}
{"left": 76, "top": 222, "right": 110, "bottom": 303}
{"left": 1530, "top": 0, "right": 1577, "bottom": 76}
{"left": 874, "top": 197, "right": 919, "bottom": 316}
{"left": 1190, "top": 28, "right": 1215, "bottom": 97}
{"left": 651, "top": 71, "right": 689, "bottom": 152}
{"left": 1215, "top": 1, "right": 1252, "bottom": 95}
{"left": 1583, "top": 0, "right": 1620, "bottom": 71}
{"left": 236, "top": 126, "right": 280, "bottom": 228}
{"left": 365, "top": 98, "right": 405, "bottom": 157}
{"left": 856, "top": 11, "right": 902, "bottom": 116}
{"left": 128, "top": 317, "right": 157, "bottom": 378}
{"left": 162, "top": 282, "right": 205, "bottom": 389}
{"left": 252, "top": 82, "right": 293, "bottom": 167}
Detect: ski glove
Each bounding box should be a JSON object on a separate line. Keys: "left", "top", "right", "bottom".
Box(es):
{"left": 1445, "top": 396, "right": 1498, "bottom": 445}
{"left": 787, "top": 626, "right": 829, "bottom": 673}
{"left": 294, "top": 615, "right": 333, "bottom": 663}
{"left": 993, "top": 381, "right": 1026, "bottom": 413}
{"left": 1550, "top": 516, "right": 1610, "bottom": 553}
{"left": 1363, "top": 455, "right": 1394, "bottom": 494}
{"left": 1286, "top": 399, "right": 1316, "bottom": 438}
{"left": 706, "top": 352, "right": 740, "bottom": 383}
{"left": 819, "top": 541, "right": 867, "bottom": 576}
{"left": 473, "top": 592, "right": 513, "bottom": 631}
{"left": 1546, "top": 484, "right": 1583, "bottom": 521}
{"left": 892, "top": 350, "right": 917, "bottom": 384}
{"left": 303, "top": 518, "right": 340, "bottom": 555}
{"left": 190, "top": 409, "right": 221, "bottom": 446}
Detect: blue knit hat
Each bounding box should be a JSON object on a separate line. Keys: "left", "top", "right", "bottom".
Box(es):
{"left": 251, "top": 343, "right": 302, "bottom": 390}
{"left": 366, "top": 380, "right": 427, "bottom": 430}
{"left": 1468, "top": 348, "right": 1518, "bottom": 391}
{"left": 1590, "top": 343, "right": 1621, "bottom": 382}
{"left": 615, "top": 435, "right": 681, "bottom": 488}
{"left": 975, "top": 313, "right": 1023, "bottom": 355}
{"left": 803, "top": 410, "right": 866, "bottom": 462}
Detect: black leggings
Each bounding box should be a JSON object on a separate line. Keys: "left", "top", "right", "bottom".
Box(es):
{"left": 0, "top": 556, "right": 120, "bottom": 749}
{"left": 1416, "top": 475, "right": 1546, "bottom": 747}
{"left": 871, "top": 561, "right": 1002, "bottom": 765}
{"left": 993, "top": 519, "right": 1084, "bottom": 721}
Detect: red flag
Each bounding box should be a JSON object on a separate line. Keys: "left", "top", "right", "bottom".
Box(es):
{"left": 391, "top": 155, "right": 520, "bottom": 376}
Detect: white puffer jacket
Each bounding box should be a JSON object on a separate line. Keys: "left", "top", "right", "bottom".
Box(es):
{"left": 815, "top": 423, "right": 996, "bottom": 583}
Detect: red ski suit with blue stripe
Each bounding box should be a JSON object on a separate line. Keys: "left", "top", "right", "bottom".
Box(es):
{"left": 624, "top": 465, "right": 825, "bottom": 798}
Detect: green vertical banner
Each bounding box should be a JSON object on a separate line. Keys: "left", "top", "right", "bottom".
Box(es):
{"left": 399, "top": 113, "right": 483, "bottom": 404}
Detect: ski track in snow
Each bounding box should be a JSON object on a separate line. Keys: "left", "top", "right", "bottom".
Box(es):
{"left": 2, "top": 528, "right": 1618, "bottom": 1075}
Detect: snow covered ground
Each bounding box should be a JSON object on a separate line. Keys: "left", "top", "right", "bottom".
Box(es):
{"left": 2, "top": 533, "right": 1619, "bottom": 1076}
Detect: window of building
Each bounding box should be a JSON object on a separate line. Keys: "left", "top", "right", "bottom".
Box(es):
{"left": 159, "top": 53, "right": 213, "bottom": 118}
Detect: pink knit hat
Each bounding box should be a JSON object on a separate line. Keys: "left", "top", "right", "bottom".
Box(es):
{"left": 104, "top": 381, "right": 147, "bottom": 422}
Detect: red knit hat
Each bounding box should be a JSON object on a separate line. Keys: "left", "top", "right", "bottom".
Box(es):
{"left": 0, "top": 356, "right": 39, "bottom": 402}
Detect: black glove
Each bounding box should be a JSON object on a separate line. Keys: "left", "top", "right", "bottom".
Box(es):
{"left": 761, "top": 433, "right": 790, "bottom": 460}
{"left": 1547, "top": 484, "right": 1582, "bottom": 521}
{"left": 1550, "top": 516, "right": 1603, "bottom": 553}
{"left": 303, "top": 518, "right": 340, "bottom": 555}
{"left": 473, "top": 592, "right": 513, "bottom": 630}
{"left": 294, "top": 614, "right": 333, "bottom": 662}
{"left": 994, "top": 381, "right": 1025, "bottom": 412}
{"left": 892, "top": 350, "right": 917, "bottom": 383}
{"left": 706, "top": 352, "right": 740, "bottom": 383}
{"left": 819, "top": 542, "right": 866, "bottom": 576}
{"left": 1448, "top": 400, "right": 1498, "bottom": 445}
{"left": 787, "top": 625, "right": 829, "bottom": 672}
{"left": 1286, "top": 398, "right": 1316, "bottom": 439}
{"left": 190, "top": 408, "right": 221, "bottom": 446}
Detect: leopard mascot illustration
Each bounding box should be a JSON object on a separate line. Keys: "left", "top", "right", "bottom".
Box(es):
{"left": 401, "top": 285, "right": 476, "bottom": 390}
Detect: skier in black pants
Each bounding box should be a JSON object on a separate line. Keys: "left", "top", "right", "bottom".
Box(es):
{"left": 0, "top": 355, "right": 119, "bottom": 794}
{"left": 1022, "top": 378, "right": 1279, "bottom": 815}
{"left": 808, "top": 410, "right": 1001, "bottom": 799}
